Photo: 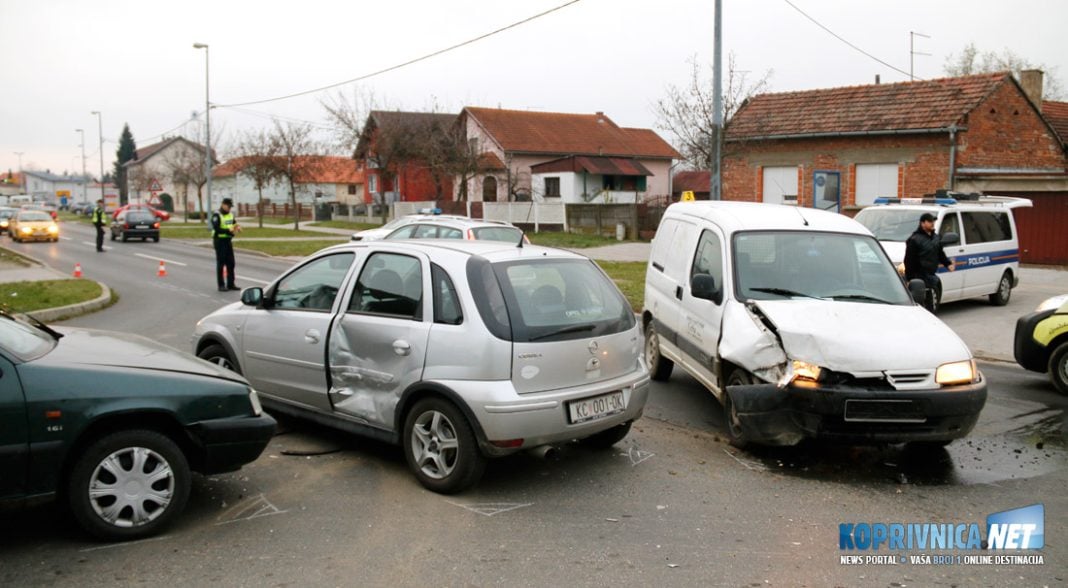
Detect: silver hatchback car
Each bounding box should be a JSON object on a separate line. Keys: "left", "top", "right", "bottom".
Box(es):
{"left": 193, "top": 240, "right": 650, "bottom": 493}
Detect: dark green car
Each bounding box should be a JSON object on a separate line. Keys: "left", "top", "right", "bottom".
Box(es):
{"left": 0, "top": 313, "right": 275, "bottom": 540}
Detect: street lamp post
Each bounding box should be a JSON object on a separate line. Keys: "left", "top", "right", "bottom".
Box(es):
{"left": 76, "top": 129, "right": 87, "bottom": 204}
{"left": 193, "top": 42, "right": 212, "bottom": 217}
{"left": 13, "top": 151, "right": 24, "bottom": 192}
{"left": 90, "top": 111, "right": 105, "bottom": 204}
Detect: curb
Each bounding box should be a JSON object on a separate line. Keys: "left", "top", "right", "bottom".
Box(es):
{"left": 24, "top": 281, "right": 113, "bottom": 322}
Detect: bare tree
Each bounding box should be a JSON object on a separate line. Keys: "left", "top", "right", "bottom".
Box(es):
{"left": 944, "top": 42, "right": 1064, "bottom": 99}
{"left": 268, "top": 120, "right": 318, "bottom": 231}
{"left": 654, "top": 53, "right": 773, "bottom": 170}
{"left": 231, "top": 129, "right": 282, "bottom": 228}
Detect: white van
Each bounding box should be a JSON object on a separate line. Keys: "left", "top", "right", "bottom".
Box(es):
{"left": 854, "top": 194, "right": 1031, "bottom": 311}
{"left": 8, "top": 194, "right": 32, "bottom": 206}
{"left": 643, "top": 201, "right": 986, "bottom": 447}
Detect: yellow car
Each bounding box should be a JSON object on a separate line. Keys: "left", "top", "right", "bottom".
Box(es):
{"left": 10, "top": 210, "right": 59, "bottom": 242}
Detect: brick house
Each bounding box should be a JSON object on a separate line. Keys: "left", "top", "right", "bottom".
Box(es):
{"left": 354, "top": 111, "right": 456, "bottom": 206}
{"left": 723, "top": 72, "right": 1068, "bottom": 264}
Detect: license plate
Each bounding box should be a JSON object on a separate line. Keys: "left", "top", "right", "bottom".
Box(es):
{"left": 568, "top": 391, "right": 625, "bottom": 424}
{"left": 844, "top": 399, "right": 926, "bottom": 423}
{"left": 136, "top": 224, "right": 149, "bottom": 229}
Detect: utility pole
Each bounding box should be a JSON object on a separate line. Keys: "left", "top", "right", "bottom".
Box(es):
{"left": 193, "top": 43, "right": 212, "bottom": 217}
{"left": 910, "top": 31, "right": 930, "bottom": 81}
{"left": 13, "top": 151, "right": 24, "bottom": 192}
{"left": 91, "top": 111, "right": 105, "bottom": 203}
{"left": 76, "top": 129, "right": 87, "bottom": 203}
{"left": 710, "top": 0, "right": 723, "bottom": 201}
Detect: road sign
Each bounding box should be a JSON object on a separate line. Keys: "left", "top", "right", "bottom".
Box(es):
{"left": 681, "top": 190, "right": 695, "bottom": 202}
{"left": 150, "top": 179, "right": 162, "bottom": 192}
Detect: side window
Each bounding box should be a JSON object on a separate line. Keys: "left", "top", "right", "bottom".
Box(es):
{"left": 413, "top": 224, "right": 438, "bottom": 239}
{"left": 387, "top": 225, "right": 417, "bottom": 240}
{"left": 962, "top": 212, "right": 1011, "bottom": 244}
{"left": 431, "top": 263, "right": 463, "bottom": 325}
{"left": 690, "top": 230, "right": 724, "bottom": 290}
{"left": 938, "top": 213, "right": 960, "bottom": 239}
{"left": 349, "top": 252, "right": 423, "bottom": 319}
{"left": 439, "top": 227, "right": 463, "bottom": 239}
{"left": 273, "top": 253, "right": 355, "bottom": 311}
{"left": 649, "top": 219, "right": 679, "bottom": 271}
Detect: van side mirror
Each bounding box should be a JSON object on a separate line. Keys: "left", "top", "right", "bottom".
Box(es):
{"left": 241, "top": 287, "right": 263, "bottom": 307}
{"left": 691, "top": 273, "right": 721, "bottom": 304}
{"left": 941, "top": 231, "right": 960, "bottom": 246}
{"left": 907, "top": 279, "right": 926, "bottom": 305}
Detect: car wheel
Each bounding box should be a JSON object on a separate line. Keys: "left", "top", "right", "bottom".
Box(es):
{"left": 67, "top": 429, "right": 191, "bottom": 541}
{"left": 197, "top": 343, "right": 241, "bottom": 375}
{"left": 723, "top": 369, "right": 752, "bottom": 448}
{"left": 644, "top": 321, "right": 674, "bottom": 382}
{"left": 121, "top": 234, "right": 128, "bottom": 242}
{"left": 988, "top": 271, "right": 1012, "bottom": 306}
{"left": 581, "top": 421, "right": 633, "bottom": 449}
{"left": 153, "top": 236, "right": 160, "bottom": 243}
{"left": 927, "top": 283, "right": 943, "bottom": 314}
{"left": 403, "top": 398, "right": 485, "bottom": 494}
{"left": 141, "top": 237, "right": 146, "bottom": 242}
{"left": 1049, "top": 342, "right": 1068, "bottom": 396}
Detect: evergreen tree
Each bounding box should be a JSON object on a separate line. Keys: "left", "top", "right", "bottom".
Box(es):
{"left": 113, "top": 124, "right": 138, "bottom": 204}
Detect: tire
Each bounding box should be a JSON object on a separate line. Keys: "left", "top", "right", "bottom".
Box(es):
{"left": 67, "top": 429, "right": 191, "bottom": 541}
{"left": 1049, "top": 342, "right": 1068, "bottom": 396}
{"left": 581, "top": 421, "right": 632, "bottom": 449}
{"left": 926, "top": 283, "right": 943, "bottom": 314}
{"left": 197, "top": 343, "right": 241, "bottom": 375}
{"left": 988, "top": 271, "right": 1012, "bottom": 306}
{"left": 644, "top": 321, "right": 674, "bottom": 382}
{"left": 121, "top": 234, "right": 128, "bottom": 243}
{"left": 402, "top": 398, "right": 485, "bottom": 494}
{"left": 153, "top": 236, "right": 160, "bottom": 243}
{"left": 723, "top": 369, "right": 752, "bottom": 448}
{"left": 141, "top": 237, "right": 147, "bottom": 242}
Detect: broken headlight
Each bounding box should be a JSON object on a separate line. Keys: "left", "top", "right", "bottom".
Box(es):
{"left": 779, "top": 360, "right": 824, "bottom": 388}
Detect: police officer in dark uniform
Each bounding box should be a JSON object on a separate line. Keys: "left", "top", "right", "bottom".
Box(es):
{"left": 211, "top": 198, "right": 241, "bottom": 292}
{"left": 904, "top": 212, "right": 955, "bottom": 311}
{"left": 92, "top": 199, "right": 107, "bottom": 252}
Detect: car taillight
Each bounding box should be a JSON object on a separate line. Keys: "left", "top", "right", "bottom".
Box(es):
{"left": 153, "top": 222, "right": 160, "bottom": 229}
{"left": 125, "top": 223, "right": 132, "bottom": 229}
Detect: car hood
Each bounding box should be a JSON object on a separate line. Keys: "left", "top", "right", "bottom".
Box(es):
{"left": 352, "top": 227, "right": 389, "bottom": 241}
{"left": 880, "top": 241, "right": 906, "bottom": 264}
{"left": 42, "top": 327, "right": 246, "bottom": 383}
{"left": 750, "top": 300, "right": 972, "bottom": 373}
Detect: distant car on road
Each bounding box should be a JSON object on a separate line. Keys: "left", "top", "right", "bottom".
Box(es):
{"left": 69, "top": 201, "right": 95, "bottom": 216}
{"left": 1015, "top": 294, "right": 1068, "bottom": 395}
{"left": 20, "top": 203, "right": 58, "bottom": 220}
{"left": 384, "top": 217, "right": 527, "bottom": 244}
{"left": 111, "top": 210, "right": 161, "bottom": 242}
{"left": 0, "top": 312, "right": 275, "bottom": 540}
{"left": 350, "top": 213, "right": 472, "bottom": 242}
{"left": 0, "top": 207, "right": 18, "bottom": 234}
{"left": 9, "top": 210, "right": 59, "bottom": 242}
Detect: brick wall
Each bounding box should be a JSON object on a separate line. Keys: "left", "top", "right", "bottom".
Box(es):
{"left": 956, "top": 80, "right": 1065, "bottom": 169}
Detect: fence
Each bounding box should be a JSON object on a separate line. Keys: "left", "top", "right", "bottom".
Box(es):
{"left": 565, "top": 203, "right": 642, "bottom": 239}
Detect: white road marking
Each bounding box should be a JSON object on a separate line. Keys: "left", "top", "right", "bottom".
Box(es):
{"left": 239, "top": 276, "right": 272, "bottom": 285}
{"left": 60, "top": 236, "right": 73, "bottom": 241}
{"left": 134, "top": 253, "right": 189, "bottom": 267}
{"left": 80, "top": 241, "right": 109, "bottom": 250}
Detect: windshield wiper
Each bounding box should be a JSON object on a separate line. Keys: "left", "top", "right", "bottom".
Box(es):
{"left": 749, "top": 287, "right": 823, "bottom": 300}
{"left": 528, "top": 323, "right": 597, "bottom": 341}
{"left": 832, "top": 294, "right": 894, "bottom": 305}
{"left": 0, "top": 309, "right": 64, "bottom": 340}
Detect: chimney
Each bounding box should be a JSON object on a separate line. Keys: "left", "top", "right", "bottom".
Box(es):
{"left": 1019, "top": 69, "right": 1044, "bottom": 111}
{"left": 875, "top": 74, "right": 880, "bottom": 84}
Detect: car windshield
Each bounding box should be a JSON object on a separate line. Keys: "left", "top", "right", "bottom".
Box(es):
{"left": 854, "top": 208, "right": 926, "bottom": 242}
{"left": 481, "top": 258, "right": 635, "bottom": 342}
{"left": 473, "top": 226, "right": 523, "bottom": 243}
{"left": 733, "top": 230, "right": 911, "bottom": 305}
{"left": 18, "top": 211, "right": 52, "bottom": 222}
{"left": 0, "top": 314, "right": 56, "bottom": 360}
{"left": 0, "top": 209, "right": 16, "bottom": 218}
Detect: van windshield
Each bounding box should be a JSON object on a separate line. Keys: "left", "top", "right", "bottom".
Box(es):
{"left": 733, "top": 231, "right": 912, "bottom": 305}
{"left": 854, "top": 208, "right": 926, "bottom": 241}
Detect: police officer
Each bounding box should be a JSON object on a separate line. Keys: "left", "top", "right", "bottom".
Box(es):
{"left": 92, "top": 199, "right": 107, "bottom": 252}
{"left": 904, "top": 212, "right": 955, "bottom": 311}
{"left": 211, "top": 198, "right": 241, "bottom": 292}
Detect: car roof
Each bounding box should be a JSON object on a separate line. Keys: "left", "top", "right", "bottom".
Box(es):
{"left": 403, "top": 218, "right": 518, "bottom": 230}
{"left": 319, "top": 238, "right": 585, "bottom": 263}
{"left": 666, "top": 201, "right": 871, "bottom": 236}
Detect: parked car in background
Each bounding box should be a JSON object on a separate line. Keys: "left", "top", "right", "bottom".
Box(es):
{"left": 111, "top": 210, "right": 161, "bottom": 242}
{"left": 0, "top": 207, "right": 18, "bottom": 234}
{"left": 385, "top": 217, "right": 527, "bottom": 243}
{"left": 112, "top": 203, "right": 171, "bottom": 222}
{"left": 854, "top": 192, "right": 1031, "bottom": 312}
{"left": 194, "top": 240, "right": 649, "bottom": 493}
{"left": 69, "top": 201, "right": 95, "bottom": 216}
{"left": 9, "top": 210, "right": 59, "bottom": 242}
{"left": 0, "top": 311, "right": 275, "bottom": 540}
{"left": 1015, "top": 294, "right": 1068, "bottom": 395}
{"left": 350, "top": 213, "right": 472, "bottom": 241}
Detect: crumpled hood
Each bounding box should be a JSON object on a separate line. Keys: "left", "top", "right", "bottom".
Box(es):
{"left": 751, "top": 300, "right": 971, "bottom": 373}
{"left": 880, "top": 241, "right": 906, "bottom": 265}
{"left": 41, "top": 327, "right": 246, "bottom": 383}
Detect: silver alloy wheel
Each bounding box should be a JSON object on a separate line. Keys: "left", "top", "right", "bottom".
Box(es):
{"left": 645, "top": 330, "right": 659, "bottom": 368}
{"left": 88, "top": 446, "right": 175, "bottom": 528}
{"left": 1058, "top": 353, "right": 1068, "bottom": 387}
{"left": 410, "top": 410, "right": 460, "bottom": 480}
{"left": 998, "top": 275, "right": 1011, "bottom": 301}
{"left": 209, "top": 355, "right": 233, "bottom": 370}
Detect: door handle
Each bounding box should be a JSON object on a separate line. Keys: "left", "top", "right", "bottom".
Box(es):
{"left": 392, "top": 339, "right": 411, "bottom": 356}
{"left": 675, "top": 286, "right": 683, "bottom": 300}
{"left": 304, "top": 329, "right": 320, "bottom": 344}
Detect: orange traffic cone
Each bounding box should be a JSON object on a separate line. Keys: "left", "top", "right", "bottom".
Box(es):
{"left": 73, "top": 263, "right": 83, "bottom": 278}
{"left": 222, "top": 266, "right": 227, "bottom": 282}
{"left": 157, "top": 261, "right": 167, "bottom": 277}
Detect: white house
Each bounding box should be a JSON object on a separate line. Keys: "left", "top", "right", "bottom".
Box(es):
{"left": 20, "top": 170, "right": 91, "bottom": 205}
{"left": 530, "top": 155, "right": 653, "bottom": 204}
{"left": 123, "top": 137, "right": 216, "bottom": 212}
{"left": 212, "top": 155, "right": 364, "bottom": 208}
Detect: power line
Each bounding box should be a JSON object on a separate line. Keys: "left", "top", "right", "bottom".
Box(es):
{"left": 217, "top": 0, "right": 583, "bottom": 108}
{"left": 782, "top": 0, "right": 915, "bottom": 80}
{"left": 225, "top": 106, "right": 335, "bottom": 131}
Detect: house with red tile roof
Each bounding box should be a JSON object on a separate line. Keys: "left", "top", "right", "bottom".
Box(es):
{"left": 460, "top": 107, "right": 680, "bottom": 203}
{"left": 213, "top": 155, "right": 364, "bottom": 207}
{"left": 722, "top": 71, "right": 1068, "bottom": 264}
{"left": 354, "top": 111, "right": 457, "bottom": 206}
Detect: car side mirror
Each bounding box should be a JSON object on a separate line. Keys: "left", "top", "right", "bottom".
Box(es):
{"left": 241, "top": 287, "right": 263, "bottom": 307}
{"left": 691, "top": 273, "right": 721, "bottom": 304}
{"left": 907, "top": 279, "right": 926, "bottom": 305}
{"left": 941, "top": 231, "right": 960, "bottom": 246}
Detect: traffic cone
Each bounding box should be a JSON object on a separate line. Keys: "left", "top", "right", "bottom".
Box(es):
{"left": 73, "top": 263, "right": 83, "bottom": 278}
{"left": 157, "top": 261, "right": 167, "bottom": 277}
{"left": 222, "top": 266, "right": 227, "bottom": 282}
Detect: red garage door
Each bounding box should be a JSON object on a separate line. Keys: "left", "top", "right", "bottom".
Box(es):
{"left": 1007, "top": 192, "right": 1068, "bottom": 265}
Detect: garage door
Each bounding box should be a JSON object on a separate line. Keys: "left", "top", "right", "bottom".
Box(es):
{"left": 855, "top": 163, "right": 899, "bottom": 206}
{"left": 762, "top": 166, "right": 798, "bottom": 205}
{"left": 1010, "top": 192, "right": 1068, "bottom": 265}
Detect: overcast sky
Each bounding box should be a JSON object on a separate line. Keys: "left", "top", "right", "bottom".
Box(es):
{"left": 2, "top": 0, "right": 1065, "bottom": 177}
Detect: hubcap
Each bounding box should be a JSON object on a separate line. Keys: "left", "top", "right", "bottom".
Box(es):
{"left": 411, "top": 410, "right": 459, "bottom": 480}
{"left": 1000, "top": 278, "right": 1010, "bottom": 299}
{"left": 88, "top": 446, "right": 174, "bottom": 528}
{"left": 210, "top": 355, "right": 232, "bottom": 370}
{"left": 1058, "top": 354, "right": 1068, "bottom": 385}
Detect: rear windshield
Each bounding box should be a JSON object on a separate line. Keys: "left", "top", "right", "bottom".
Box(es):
{"left": 473, "top": 226, "right": 523, "bottom": 243}
{"left": 127, "top": 213, "right": 156, "bottom": 222}
{"left": 468, "top": 257, "right": 635, "bottom": 342}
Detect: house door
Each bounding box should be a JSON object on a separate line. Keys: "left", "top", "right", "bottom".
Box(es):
{"left": 813, "top": 171, "right": 840, "bottom": 213}
{"left": 482, "top": 177, "right": 498, "bottom": 202}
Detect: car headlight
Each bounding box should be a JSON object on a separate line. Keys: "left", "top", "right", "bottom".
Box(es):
{"left": 0, "top": 220, "right": 8, "bottom": 227}
{"left": 778, "top": 359, "right": 823, "bottom": 388}
{"left": 47, "top": 225, "right": 58, "bottom": 233}
{"left": 248, "top": 387, "right": 263, "bottom": 416}
{"left": 20, "top": 227, "right": 31, "bottom": 234}
{"left": 935, "top": 360, "right": 977, "bottom": 386}
{"left": 1036, "top": 295, "right": 1068, "bottom": 313}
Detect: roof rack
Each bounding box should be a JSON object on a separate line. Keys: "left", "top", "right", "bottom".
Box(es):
{"left": 873, "top": 190, "right": 1032, "bottom": 208}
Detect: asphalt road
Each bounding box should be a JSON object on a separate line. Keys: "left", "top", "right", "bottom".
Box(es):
{"left": 1, "top": 222, "right": 1065, "bottom": 587}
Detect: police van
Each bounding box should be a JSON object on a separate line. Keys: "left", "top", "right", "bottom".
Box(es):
{"left": 853, "top": 193, "right": 1031, "bottom": 311}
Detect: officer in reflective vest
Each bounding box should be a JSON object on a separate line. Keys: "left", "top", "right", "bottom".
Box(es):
{"left": 211, "top": 198, "right": 241, "bottom": 292}
{"left": 92, "top": 199, "right": 107, "bottom": 252}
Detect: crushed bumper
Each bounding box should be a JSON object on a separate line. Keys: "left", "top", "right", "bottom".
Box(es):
{"left": 726, "top": 377, "right": 987, "bottom": 445}
{"left": 186, "top": 413, "right": 276, "bottom": 474}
